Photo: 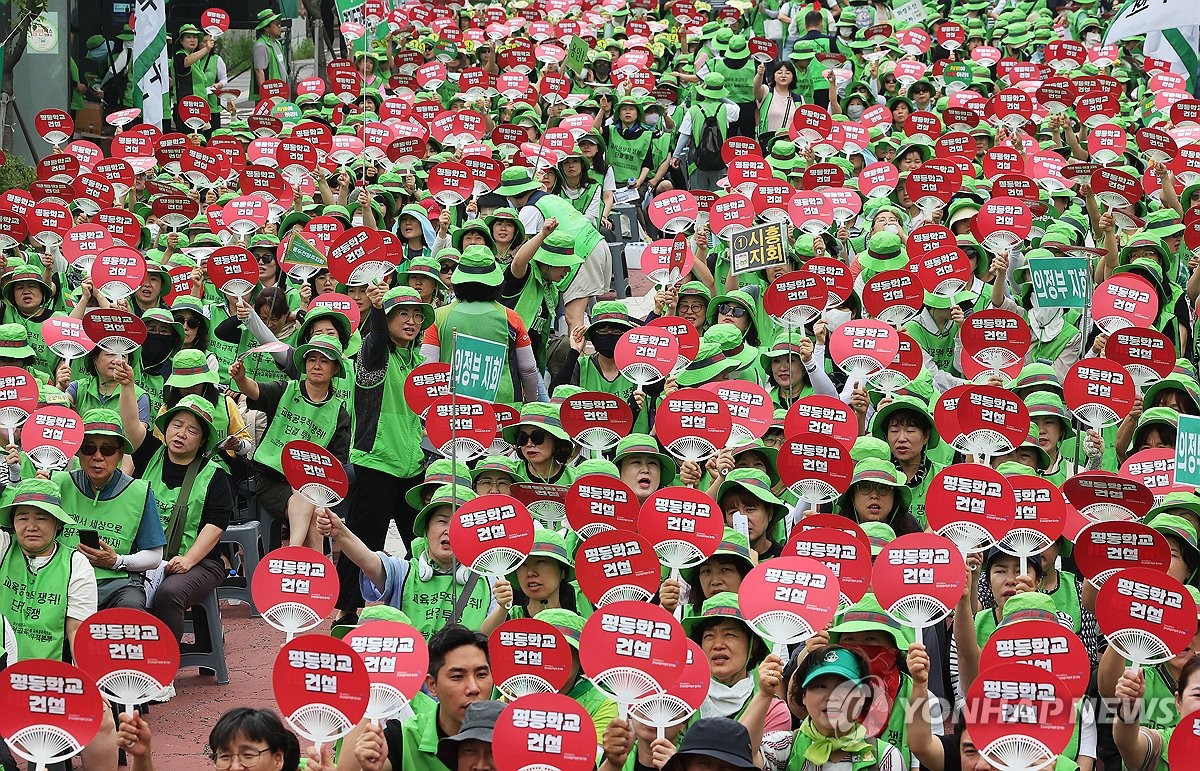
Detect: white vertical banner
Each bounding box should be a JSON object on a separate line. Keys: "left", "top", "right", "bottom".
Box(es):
{"left": 1146, "top": 27, "right": 1200, "bottom": 94}
{"left": 131, "top": 0, "right": 170, "bottom": 125}
{"left": 1104, "top": 0, "right": 1200, "bottom": 43}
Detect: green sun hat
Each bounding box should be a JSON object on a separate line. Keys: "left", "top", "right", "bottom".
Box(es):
{"left": 0, "top": 478, "right": 74, "bottom": 528}
{"left": 681, "top": 527, "right": 755, "bottom": 582}
{"left": 759, "top": 329, "right": 810, "bottom": 378}
{"left": 1143, "top": 372, "right": 1200, "bottom": 413}
{"left": 1117, "top": 233, "right": 1171, "bottom": 267}
{"left": 613, "top": 433, "right": 678, "bottom": 484}
{"left": 293, "top": 333, "right": 345, "bottom": 376}
{"left": 0, "top": 323, "right": 36, "bottom": 360}
{"left": 495, "top": 167, "right": 540, "bottom": 197}
{"left": 166, "top": 348, "right": 217, "bottom": 389}
{"left": 997, "top": 591, "right": 1061, "bottom": 628}
{"left": 1016, "top": 423, "right": 1052, "bottom": 470}
{"left": 3, "top": 266, "right": 52, "bottom": 306}
{"left": 697, "top": 72, "right": 729, "bottom": 100}
{"left": 537, "top": 608, "right": 585, "bottom": 649}
{"left": 716, "top": 468, "right": 787, "bottom": 524}
{"left": 502, "top": 401, "right": 571, "bottom": 445}
{"left": 861, "top": 522, "right": 896, "bottom": 556}
{"left": 837, "top": 458, "right": 912, "bottom": 514}
{"left": 681, "top": 591, "right": 760, "bottom": 639}
{"left": 413, "top": 484, "right": 477, "bottom": 539}
{"left": 1144, "top": 209, "right": 1185, "bottom": 239}
{"left": 678, "top": 281, "right": 712, "bottom": 304}
{"left": 534, "top": 229, "right": 586, "bottom": 268}
{"left": 1147, "top": 514, "right": 1200, "bottom": 581}
{"left": 1133, "top": 407, "right": 1179, "bottom": 447}
{"left": 1023, "top": 392, "right": 1076, "bottom": 439}
{"left": 1146, "top": 491, "right": 1200, "bottom": 528}
{"left": 858, "top": 232, "right": 906, "bottom": 275}
{"left": 404, "top": 459, "right": 473, "bottom": 512}
{"left": 705, "top": 289, "right": 758, "bottom": 331}
{"left": 675, "top": 340, "right": 739, "bottom": 387}
{"left": 154, "top": 394, "right": 220, "bottom": 453}
{"left": 452, "top": 219, "right": 496, "bottom": 253}
{"left": 81, "top": 408, "right": 134, "bottom": 454}
{"left": 471, "top": 455, "right": 522, "bottom": 483}
{"left": 1011, "top": 363, "right": 1063, "bottom": 395}
{"left": 869, "top": 394, "right": 940, "bottom": 449}
{"left": 397, "top": 255, "right": 449, "bottom": 290}
{"left": 452, "top": 245, "right": 504, "bottom": 287}
{"left": 255, "top": 9, "right": 283, "bottom": 30}
{"left": 381, "top": 286, "right": 435, "bottom": 331}
{"left": 332, "top": 604, "right": 413, "bottom": 640}
{"left": 178, "top": 23, "right": 202, "bottom": 37}
{"left": 515, "top": 527, "right": 574, "bottom": 581}
{"left": 828, "top": 593, "right": 914, "bottom": 649}
{"left": 851, "top": 436, "right": 893, "bottom": 464}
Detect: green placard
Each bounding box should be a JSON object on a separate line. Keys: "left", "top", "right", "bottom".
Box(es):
{"left": 1028, "top": 256, "right": 1090, "bottom": 309}
{"left": 452, "top": 333, "right": 508, "bottom": 402}
{"left": 565, "top": 36, "right": 590, "bottom": 75}
{"left": 1176, "top": 415, "right": 1200, "bottom": 486}
{"left": 729, "top": 221, "right": 789, "bottom": 276}
{"left": 283, "top": 233, "right": 327, "bottom": 270}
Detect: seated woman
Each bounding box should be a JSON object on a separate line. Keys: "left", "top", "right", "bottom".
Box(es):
{"left": 126, "top": 395, "right": 232, "bottom": 643}
{"left": 835, "top": 459, "right": 923, "bottom": 537}
{"left": 480, "top": 527, "right": 593, "bottom": 635}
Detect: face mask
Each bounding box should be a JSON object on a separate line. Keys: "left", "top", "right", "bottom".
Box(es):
{"left": 839, "top": 29, "right": 853, "bottom": 39}
{"left": 824, "top": 308, "right": 853, "bottom": 331}
{"left": 147, "top": 223, "right": 161, "bottom": 242}
{"left": 846, "top": 104, "right": 866, "bottom": 120}
{"left": 142, "top": 333, "right": 176, "bottom": 367}
{"left": 592, "top": 334, "right": 619, "bottom": 358}
{"left": 643, "top": 113, "right": 660, "bottom": 127}
{"left": 882, "top": 224, "right": 900, "bottom": 235}
{"left": 1084, "top": 32, "right": 1100, "bottom": 46}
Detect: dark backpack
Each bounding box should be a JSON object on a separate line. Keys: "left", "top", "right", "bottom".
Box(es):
{"left": 693, "top": 108, "right": 725, "bottom": 171}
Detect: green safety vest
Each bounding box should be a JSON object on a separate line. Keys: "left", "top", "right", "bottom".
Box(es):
{"left": 607, "top": 127, "right": 654, "bottom": 184}
{"left": 769, "top": 384, "right": 814, "bottom": 411}
{"left": 1046, "top": 570, "right": 1084, "bottom": 634}
{"left": 566, "top": 676, "right": 619, "bottom": 745}
{"left": 135, "top": 367, "right": 166, "bottom": 420}
{"left": 72, "top": 376, "right": 146, "bottom": 419}
{"left": 880, "top": 674, "right": 913, "bottom": 768}
{"left": 689, "top": 101, "right": 729, "bottom": 146}
{"left": 144, "top": 449, "right": 221, "bottom": 559}
{"left": 0, "top": 540, "right": 72, "bottom": 660}
{"left": 395, "top": 707, "right": 452, "bottom": 771}
{"left": 350, "top": 346, "right": 425, "bottom": 478}
{"left": 533, "top": 194, "right": 604, "bottom": 263}
{"left": 713, "top": 57, "right": 757, "bottom": 104}
{"left": 253, "top": 380, "right": 345, "bottom": 476}
{"left": 191, "top": 52, "right": 219, "bottom": 108}
{"left": 907, "top": 459, "right": 944, "bottom": 528}
{"left": 564, "top": 182, "right": 603, "bottom": 220}
{"left": 399, "top": 556, "right": 491, "bottom": 639}
{"left": 1028, "top": 311, "right": 1080, "bottom": 366}
{"left": 240, "top": 325, "right": 295, "bottom": 384}
{"left": 252, "top": 36, "right": 286, "bottom": 103}
{"left": 207, "top": 303, "right": 241, "bottom": 386}
{"left": 758, "top": 90, "right": 799, "bottom": 137}
{"left": 435, "top": 301, "right": 516, "bottom": 404}
{"left": 55, "top": 470, "right": 151, "bottom": 582}
{"left": 905, "top": 319, "right": 958, "bottom": 375}
{"left": 9, "top": 311, "right": 58, "bottom": 373}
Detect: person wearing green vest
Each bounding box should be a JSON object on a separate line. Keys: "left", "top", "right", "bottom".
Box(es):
{"left": 251, "top": 9, "right": 288, "bottom": 104}
{"left": 421, "top": 246, "right": 541, "bottom": 404}
{"left": 496, "top": 166, "right": 607, "bottom": 338}
{"left": 784, "top": 645, "right": 905, "bottom": 770}
{"left": 344, "top": 625, "right": 495, "bottom": 771}
{"left": 3, "top": 265, "right": 62, "bottom": 374}
{"left": 232, "top": 334, "right": 352, "bottom": 550}
{"left": 334, "top": 286, "right": 433, "bottom": 624}
{"left": 52, "top": 408, "right": 164, "bottom": 612}
{"left": 135, "top": 307, "right": 184, "bottom": 420}
{"left": 0, "top": 322, "right": 52, "bottom": 388}
{"left": 69, "top": 342, "right": 152, "bottom": 434}
{"left": 503, "top": 401, "right": 579, "bottom": 486}
{"left": 969, "top": 548, "right": 1045, "bottom": 650}
{"left": 124, "top": 395, "right": 231, "bottom": 642}
{"left": 711, "top": 35, "right": 758, "bottom": 137}
{"left": 602, "top": 95, "right": 656, "bottom": 196}
{"left": 157, "top": 348, "right": 253, "bottom": 460}
{"left": 319, "top": 484, "right": 496, "bottom": 640}
{"left": 673, "top": 73, "right": 738, "bottom": 191}
{"left": 550, "top": 300, "right": 640, "bottom": 404}
{"left": 0, "top": 478, "right": 123, "bottom": 769}
{"left": 870, "top": 395, "right": 943, "bottom": 528}
{"left": 760, "top": 328, "right": 839, "bottom": 410}
{"left": 501, "top": 218, "right": 584, "bottom": 370}
{"left": 173, "top": 24, "right": 222, "bottom": 132}
{"left": 480, "top": 526, "right": 594, "bottom": 634}
{"left": 1112, "top": 639, "right": 1200, "bottom": 771}
{"left": 534, "top": 608, "right": 620, "bottom": 745}
{"left": 552, "top": 146, "right": 608, "bottom": 228}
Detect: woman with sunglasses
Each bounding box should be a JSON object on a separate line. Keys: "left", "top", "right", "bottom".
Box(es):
{"left": 170, "top": 295, "right": 218, "bottom": 375}
{"left": 250, "top": 234, "right": 289, "bottom": 296}
{"left": 503, "top": 402, "right": 578, "bottom": 485}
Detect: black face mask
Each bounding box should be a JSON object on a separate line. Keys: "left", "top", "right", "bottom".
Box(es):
{"left": 141, "top": 333, "right": 175, "bottom": 367}
{"left": 591, "top": 333, "right": 620, "bottom": 358}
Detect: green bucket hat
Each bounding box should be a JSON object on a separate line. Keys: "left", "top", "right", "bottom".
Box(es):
{"left": 858, "top": 232, "right": 906, "bottom": 274}
{"left": 674, "top": 340, "right": 738, "bottom": 387}
{"left": 828, "top": 593, "right": 914, "bottom": 649}
{"left": 1146, "top": 491, "right": 1200, "bottom": 528}
{"left": 81, "top": 408, "right": 134, "bottom": 454}
{"left": 397, "top": 255, "right": 449, "bottom": 290}
{"left": 413, "top": 484, "right": 477, "bottom": 539}
{"left": 537, "top": 608, "right": 586, "bottom": 649}
{"left": 255, "top": 9, "right": 283, "bottom": 30}
{"left": 471, "top": 455, "right": 522, "bottom": 483}
{"left": 381, "top": 286, "right": 435, "bottom": 331}
{"left": 682, "top": 527, "right": 756, "bottom": 582}
{"left": 154, "top": 394, "right": 220, "bottom": 453}
{"left": 869, "top": 394, "right": 939, "bottom": 449}
{"left": 332, "top": 604, "right": 413, "bottom": 640}
{"left": 0, "top": 478, "right": 74, "bottom": 528}
{"left": 166, "top": 348, "right": 217, "bottom": 389}
{"left": 681, "top": 591, "right": 759, "bottom": 639}
{"left": 502, "top": 401, "right": 571, "bottom": 444}
{"left": 178, "top": 23, "right": 202, "bottom": 37}
{"left": 452, "top": 245, "right": 504, "bottom": 287}
{"left": 404, "top": 459, "right": 473, "bottom": 512}
{"left": 862, "top": 522, "right": 896, "bottom": 556}
{"left": 1143, "top": 372, "right": 1200, "bottom": 414}
{"left": 1024, "top": 392, "right": 1075, "bottom": 440}
{"left": 0, "top": 323, "right": 36, "bottom": 360}
{"left": 716, "top": 468, "right": 787, "bottom": 524}
{"left": 837, "top": 458, "right": 913, "bottom": 516}
{"left": 851, "top": 436, "right": 893, "bottom": 464}
{"left": 494, "top": 167, "right": 540, "bottom": 197}
{"left": 997, "top": 591, "right": 1061, "bottom": 628}
{"left": 293, "top": 334, "right": 345, "bottom": 377}
{"left": 613, "top": 433, "right": 678, "bottom": 484}
{"left": 515, "top": 527, "right": 574, "bottom": 581}
{"left": 534, "top": 229, "right": 585, "bottom": 268}
{"left": 697, "top": 73, "right": 730, "bottom": 100}
{"left": 1133, "top": 407, "right": 1179, "bottom": 447}
{"left": 3, "top": 266, "right": 52, "bottom": 306}
{"left": 1147, "top": 513, "right": 1200, "bottom": 578}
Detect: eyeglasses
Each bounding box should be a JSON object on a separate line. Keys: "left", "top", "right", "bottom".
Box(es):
{"left": 80, "top": 443, "right": 121, "bottom": 457}
{"left": 516, "top": 429, "right": 548, "bottom": 446}
{"left": 716, "top": 303, "right": 748, "bottom": 318}
{"left": 212, "top": 748, "right": 273, "bottom": 769}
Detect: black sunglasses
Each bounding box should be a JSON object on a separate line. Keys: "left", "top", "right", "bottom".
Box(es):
{"left": 516, "top": 429, "right": 548, "bottom": 447}
{"left": 80, "top": 442, "right": 121, "bottom": 457}
{"left": 717, "top": 303, "right": 748, "bottom": 318}
{"left": 175, "top": 314, "right": 202, "bottom": 329}
{"left": 256, "top": 253, "right": 275, "bottom": 264}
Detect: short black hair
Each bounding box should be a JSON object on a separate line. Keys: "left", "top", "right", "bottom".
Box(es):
{"left": 208, "top": 708, "right": 300, "bottom": 771}
{"left": 805, "top": 10, "right": 823, "bottom": 27}
{"left": 453, "top": 281, "right": 504, "bottom": 303}
{"left": 428, "top": 624, "right": 490, "bottom": 678}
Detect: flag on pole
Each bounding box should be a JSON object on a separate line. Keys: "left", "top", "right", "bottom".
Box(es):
{"left": 131, "top": 0, "right": 170, "bottom": 125}
{"left": 1145, "top": 27, "right": 1200, "bottom": 94}
{"left": 1104, "top": 0, "right": 1200, "bottom": 43}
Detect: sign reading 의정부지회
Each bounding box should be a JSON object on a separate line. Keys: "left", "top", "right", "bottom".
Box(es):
{"left": 1175, "top": 415, "right": 1200, "bottom": 486}
{"left": 729, "top": 221, "right": 789, "bottom": 276}
{"left": 452, "top": 333, "right": 508, "bottom": 402}
{"left": 1027, "top": 256, "right": 1089, "bottom": 309}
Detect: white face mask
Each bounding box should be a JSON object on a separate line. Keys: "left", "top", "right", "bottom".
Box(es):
{"left": 846, "top": 104, "right": 866, "bottom": 120}
{"left": 147, "top": 223, "right": 161, "bottom": 242}
{"left": 1084, "top": 32, "right": 1100, "bottom": 46}
{"left": 882, "top": 223, "right": 901, "bottom": 235}
{"left": 644, "top": 113, "right": 660, "bottom": 127}
{"left": 824, "top": 308, "right": 853, "bottom": 331}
